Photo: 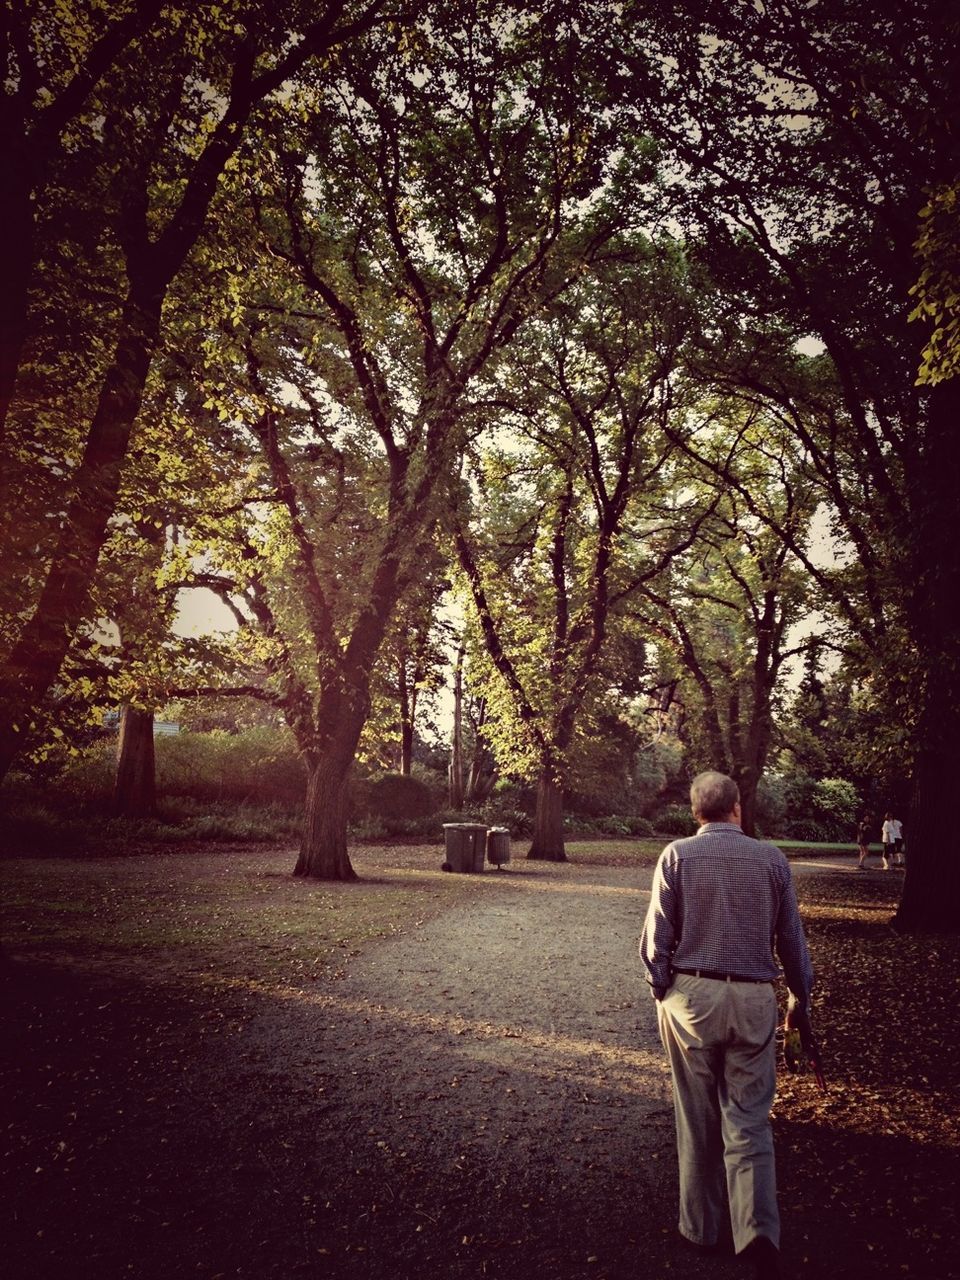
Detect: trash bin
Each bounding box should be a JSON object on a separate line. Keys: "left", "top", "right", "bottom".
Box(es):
{"left": 442, "top": 823, "right": 488, "bottom": 873}
{"left": 486, "top": 826, "right": 511, "bottom": 868}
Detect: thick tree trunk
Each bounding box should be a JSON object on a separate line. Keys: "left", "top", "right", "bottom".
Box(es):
{"left": 0, "top": 283, "right": 163, "bottom": 784}
{"left": 893, "top": 726, "right": 960, "bottom": 932}
{"left": 0, "top": 164, "right": 33, "bottom": 441}
{"left": 527, "top": 773, "right": 567, "bottom": 862}
{"left": 399, "top": 718, "right": 413, "bottom": 776}
{"left": 892, "top": 377, "right": 960, "bottom": 932}
{"left": 737, "top": 711, "right": 773, "bottom": 839}
{"left": 113, "top": 705, "right": 156, "bottom": 816}
{"left": 295, "top": 750, "right": 359, "bottom": 882}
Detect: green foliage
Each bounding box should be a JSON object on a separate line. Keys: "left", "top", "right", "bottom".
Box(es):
{"left": 473, "top": 804, "right": 532, "bottom": 838}
{"left": 755, "top": 774, "right": 788, "bottom": 836}
{"left": 155, "top": 728, "right": 305, "bottom": 804}
{"left": 624, "top": 816, "right": 656, "bottom": 837}
{"left": 360, "top": 773, "right": 435, "bottom": 822}
{"left": 811, "top": 778, "right": 860, "bottom": 836}
{"left": 0, "top": 787, "right": 303, "bottom": 855}
{"left": 774, "top": 771, "right": 862, "bottom": 841}
{"left": 651, "top": 804, "right": 698, "bottom": 837}
{"left": 910, "top": 182, "right": 960, "bottom": 385}
{"left": 782, "top": 818, "right": 832, "bottom": 844}
{"left": 56, "top": 727, "right": 306, "bottom": 806}
{"left": 594, "top": 815, "right": 634, "bottom": 836}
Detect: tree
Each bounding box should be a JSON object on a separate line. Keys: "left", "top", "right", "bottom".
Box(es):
{"left": 618, "top": 0, "right": 960, "bottom": 928}
{"left": 0, "top": 0, "right": 166, "bottom": 435}
{"left": 0, "top": 0, "right": 398, "bottom": 785}
{"left": 631, "top": 387, "right": 820, "bottom": 834}
{"left": 453, "top": 245, "right": 715, "bottom": 859}
{"left": 168, "top": 3, "right": 630, "bottom": 879}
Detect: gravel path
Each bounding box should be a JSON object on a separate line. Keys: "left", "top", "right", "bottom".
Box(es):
{"left": 227, "top": 857, "right": 764, "bottom": 1279}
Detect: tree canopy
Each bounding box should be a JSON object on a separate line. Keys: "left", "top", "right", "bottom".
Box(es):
{"left": 2, "top": 1, "right": 956, "bottom": 926}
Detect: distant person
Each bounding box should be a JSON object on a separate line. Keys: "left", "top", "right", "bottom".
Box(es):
{"left": 856, "top": 816, "right": 871, "bottom": 870}
{"left": 890, "top": 814, "right": 905, "bottom": 867}
{"left": 881, "top": 812, "right": 898, "bottom": 870}
{"left": 640, "top": 771, "right": 814, "bottom": 1280}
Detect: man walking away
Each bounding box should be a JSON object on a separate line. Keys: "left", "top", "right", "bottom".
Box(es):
{"left": 639, "top": 771, "right": 815, "bottom": 1280}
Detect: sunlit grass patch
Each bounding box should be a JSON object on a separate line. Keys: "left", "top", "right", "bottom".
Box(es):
{"left": 0, "top": 845, "right": 490, "bottom": 989}
{"left": 563, "top": 839, "right": 662, "bottom": 866}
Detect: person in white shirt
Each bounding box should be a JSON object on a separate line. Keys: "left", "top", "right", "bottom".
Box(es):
{"left": 881, "top": 813, "right": 898, "bottom": 870}
{"left": 890, "top": 815, "right": 905, "bottom": 866}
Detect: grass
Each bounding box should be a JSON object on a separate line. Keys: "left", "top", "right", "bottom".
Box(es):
{"left": 0, "top": 843, "right": 488, "bottom": 986}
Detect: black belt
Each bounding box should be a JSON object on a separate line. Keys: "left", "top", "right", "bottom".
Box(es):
{"left": 673, "top": 967, "right": 772, "bottom": 985}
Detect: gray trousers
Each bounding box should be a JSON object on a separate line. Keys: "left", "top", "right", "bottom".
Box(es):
{"left": 657, "top": 973, "right": 780, "bottom": 1254}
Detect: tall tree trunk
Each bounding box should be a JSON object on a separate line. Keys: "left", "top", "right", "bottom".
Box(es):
{"left": 892, "top": 376, "right": 960, "bottom": 932}
{"left": 527, "top": 772, "right": 566, "bottom": 862}
{"left": 295, "top": 748, "right": 359, "bottom": 882}
{"left": 448, "top": 645, "right": 465, "bottom": 810}
{"left": 737, "top": 770, "right": 759, "bottom": 839}
{"left": 0, "top": 285, "right": 163, "bottom": 783}
{"left": 736, "top": 692, "right": 775, "bottom": 839}
{"left": 0, "top": 164, "right": 33, "bottom": 442}
{"left": 399, "top": 719, "right": 413, "bottom": 776}
{"left": 113, "top": 705, "right": 156, "bottom": 816}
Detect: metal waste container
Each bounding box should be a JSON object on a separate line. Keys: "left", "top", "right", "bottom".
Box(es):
{"left": 442, "top": 823, "right": 488, "bottom": 873}
{"left": 486, "top": 826, "right": 511, "bottom": 868}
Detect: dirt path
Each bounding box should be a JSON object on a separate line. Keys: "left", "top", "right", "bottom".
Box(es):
{"left": 224, "top": 854, "right": 847, "bottom": 1280}
{"left": 222, "top": 857, "right": 685, "bottom": 1279}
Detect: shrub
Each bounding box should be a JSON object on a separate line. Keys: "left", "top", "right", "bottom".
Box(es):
{"left": 476, "top": 802, "right": 532, "bottom": 837}
{"left": 364, "top": 772, "right": 435, "bottom": 821}
{"left": 810, "top": 777, "right": 860, "bottom": 840}
{"left": 755, "top": 775, "right": 788, "bottom": 836}
{"left": 347, "top": 815, "right": 388, "bottom": 840}
{"left": 488, "top": 778, "right": 535, "bottom": 814}
{"left": 382, "top": 815, "right": 441, "bottom": 837}
{"left": 625, "top": 816, "right": 655, "bottom": 837}
{"left": 652, "top": 804, "right": 698, "bottom": 837}
{"left": 782, "top": 818, "right": 831, "bottom": 843}
{"left": 595, "top": 815, "right": 633, "bottom": 836}
{"left": 155, "top": 728, "right": 305, "bottom": 803}
{"left": 58, "top": 740, "right": 114, "bottom": 803}
{"left": 408, "top": 761, "right": 448, "bottom": 807}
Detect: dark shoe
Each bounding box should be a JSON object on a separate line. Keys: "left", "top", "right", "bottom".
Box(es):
{"left": 679, "top": 1230, "right": 735, "bottom": 1257}
{"left": 741, "top": 1235, "right": 780, "bottom": 1279}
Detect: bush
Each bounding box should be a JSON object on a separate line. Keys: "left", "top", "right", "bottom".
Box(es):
{"left": 382, "top": 815, "right": 441, "bottom": 837}
{"left": 652, "top": 804, "right": 698, "bottom": 837}
{"left": 810, "top": 777, "right": 860, "bottom": 840}
{"left": 782, "top": 818, "right": 832, "bottom": 843}
{"left": 0, "top": 791, "right": 304, "bottom": 854}
{"left": 475, "top": 802, "right": 532, "bottom": 837}
{"left": 488, "top": 778, "right": 535, "bottom": 814}
{"left": 408, "top": 761, "right": 448, "bottom": 807}
{"left": 347, "top": 815, "right": 388, "bottom": 840}
{"left": 155, "top": 728, "right": 305, "bottom": 803}
{"left": 625, "top": 816, "right": 655, "bottom": 837}
{"left": 363, "top": 772, "right": 435, "bottom": 821}
{"left": 595, "top": 815, "right": 633, "bottom": 836}
{"left": 57, "top": 740, "right": 114, "bottom": 803}
{"left": 755, "top": 775, "right": 788, "bottom": 836}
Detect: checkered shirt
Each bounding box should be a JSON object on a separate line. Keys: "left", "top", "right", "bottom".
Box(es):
{"left": 639, "top": 822, "right": 814, "bottom": 1002}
